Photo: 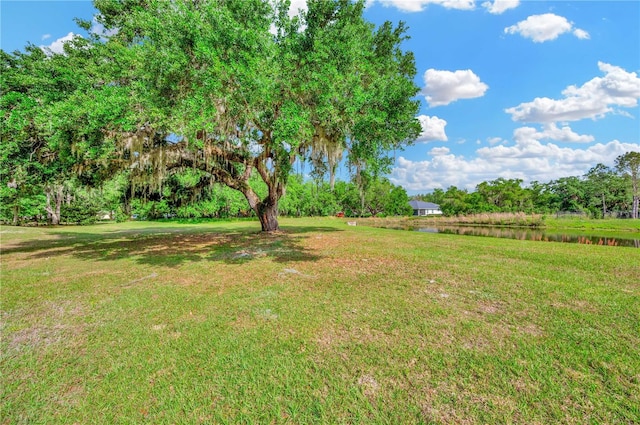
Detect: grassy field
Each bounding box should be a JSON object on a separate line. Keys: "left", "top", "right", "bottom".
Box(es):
{"left": 1, "top": 218, "right": 639, "bottom": 424}
{"left": 543, "top": 216, "right": 640, "bottom": 232}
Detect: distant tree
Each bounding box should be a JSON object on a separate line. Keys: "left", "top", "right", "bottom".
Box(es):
{"left": 547, "top": 176, "right": 587, "bottom": 213}
{"left": 441, "top": 186, "right": 470, "bottom": 215}
{"left": 422, "top": 188, "right": 446, "bottom": 206}
{"left": 584, "top": 164, "right": 627, "bottom": 218}
{"left": 333, "top": 180, "right": 361, "bottom": 217}
{"left": 1, "top": 46, "right": 86, "bottom": 225}
{"left": 464, "top": 191, "right": 495, "bottom": 214}
{"left": 361, "top": 177, "right": 411, "bottom": 216}
{"left": 476, "top": 178, "right": 532, "bottom": 212}
{"left": 277, "top": 174, "right": 308, "bottom": 217}
{"left": 615, "top": 151, "right": 640, "bottom": 219}
{"left": 384, "top": 184, "right": 413, "bottom": 216}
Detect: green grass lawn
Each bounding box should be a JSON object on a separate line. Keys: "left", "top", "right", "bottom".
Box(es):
{"left": 544, "top": 216, "right": 640, "bottom": 232}
{"left": 1, "top": 218, "right": 639, "bottom": 424}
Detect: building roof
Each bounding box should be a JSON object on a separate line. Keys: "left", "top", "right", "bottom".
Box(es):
{"left": 409, "top": 200, "right": 440, "bottom": 209}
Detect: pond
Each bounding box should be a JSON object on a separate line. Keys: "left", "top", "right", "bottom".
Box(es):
{"left": 389, "top": 225, "right": 640, "bottom": 248}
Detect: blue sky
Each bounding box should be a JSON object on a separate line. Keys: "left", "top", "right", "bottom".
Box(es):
{"left": 2, "top": 0, "right": 639, "bottom": 194}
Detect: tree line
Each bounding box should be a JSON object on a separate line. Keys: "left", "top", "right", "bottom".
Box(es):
{"left": 415, "top": 153, "right": 640, "bottom": 219}
{"left": 2, "top": 151, "right": 638, "bottom": 225}
{"left": 0, "top": 164, "right": 413, "bottom": 224}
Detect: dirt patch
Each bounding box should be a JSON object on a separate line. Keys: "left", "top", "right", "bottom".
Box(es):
{"left": 278, "top": 268, "right": 314, "bottom": 279}
{"left": 518, "top": 323, "right": 544, "bottom": 337}
{"left": 232, "top": 249, "right": 267, "bottom": 260}
{"left": 7, "top": 323, "right": 85, "bottom": 354}
{"left": 477, "top": 301, "right": 502, "bottom": 314}
{"left": 3, "top": 300, "right": 88, "bottom": 354}
{"left": 460, "top": 321, "right": 513, "bottom": 352}
{"left": 9, "top": 325, "right": 66, "bottom": 352}
{"left": 357, "top": 374, "right": 380, "bottom": 399}
{"left": 319, "top": 255, "right": 405, "bottom": 278}
{"left": 550, "top": 299, "right": 599, "bottom": 314}
{"left": 462, "top": 334, "right": 492, "bottom": 351}
{"left": 316, "top": 325, "right": 392, "bottom": 349}
{"left": 55, "top": 381, "right": 86, "bottom": 407}
{"left": 419, "top": 382, "right": 520, "bottom": 425}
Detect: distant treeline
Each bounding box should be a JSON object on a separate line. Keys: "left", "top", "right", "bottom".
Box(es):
{"left": 1, "top": 169, "right": 412, "bottom": 225}
{"left": 2, "top": 155, "right": 638, "bottom": 225}
{"left": 414, "top": 158, "right": 638, "bottom": 218}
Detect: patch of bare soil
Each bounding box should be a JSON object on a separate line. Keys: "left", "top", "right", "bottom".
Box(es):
{"left": 4, "top": 300, "right": 88, "bottom": 354}
{"left": 357, "top": 374, "right": 380, "bottom": 399}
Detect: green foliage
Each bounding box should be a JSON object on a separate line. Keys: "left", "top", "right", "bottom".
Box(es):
{"left": 0, "top": 38, "right": 129, "bottom": 225}
{"left": 615, "top": 151, "right": 640, "bottom": 218}
{"left": 583, "top": 164, "right": 628, "bottom": 218}
{"left": 476, "top": 178, "right": 533, "bottom": 212}
{"left": 362, "top": 177, "right": 412, "bottom": 216}
{"left": 332, "top": 180, "right": 362, "bottom": 217}
{"left": 2, "top": 0, "right": 420, "bottom": 231}
{"left": 60, "top": 202, "right": 99, "bottom": 225}
{"left": 0, "top": 185, "right": 46, "bottom": 224}
{"left": 415, "top": 160, "right": 640, "bottom": 219}
{"left": 131, "top": 198, "right": 171, "bottom": 220}
{"left": 267, "top": 175, "right": 411, "bottom": 218}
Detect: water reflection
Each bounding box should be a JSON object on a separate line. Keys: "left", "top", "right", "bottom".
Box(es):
{"left": 408, "top": 226, "right": 640, "bottom": 248}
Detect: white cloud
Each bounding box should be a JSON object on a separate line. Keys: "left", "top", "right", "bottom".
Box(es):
{"left": 40, "top": 32, "right": 79, "bottom": 55}
{"left": 416, "top": 115, "right": 448, "bottom": 142}
{"left": 504, "top": 13, "right": 589, "bottom": 43}
{"left": 422, "top": 68, "right": 489, "bottom": 107}
{"left": 287, "top": 0, "right": 308, "bottom": 17}
{"left": 506, "top": 62, "right": 640, "bottom": 123}
{"left": 429, "top": 146, "right": 451, "bottom": 156}
{"left": 379, "top": 0, "right": 474, "bottom": 13}
{"left": 41, "top": 34, "right": 51, "bottom": 41}
{"left": 482, "top": 0, "right": 519, "bottom": 14}
{"left": 514, "top": 124, "right": 595, "bottom": 144}
{"left": 573, "top": 28, "right": 590, "bottom": 40}
{"left": 487, "top": 137, "right": 506, "bottom": 146}
{"left": 269, "top": 0, "right": 308, "bottom": 34}
{"left": 390, "top": 140, "right": 640, "bottom": 191}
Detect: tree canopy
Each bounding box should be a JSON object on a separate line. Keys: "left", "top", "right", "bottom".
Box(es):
{"left": 1, "top": 0, "right": 420, "bottom": 231}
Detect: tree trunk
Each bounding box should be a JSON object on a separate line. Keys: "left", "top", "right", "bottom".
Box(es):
{"left": 46, "top": 191, "right": 53, "bottom": 224}
{"left": 123, "top": 199, "right": 131, "bottom": 219}
{"left": 242, "top": 187, "right": 280, "bottom": 232}
{"left": 633, "top": 195, "right": 639, "bottom": 219}
{"left": 329, "top": 163, "right": 337, "bottom": 191}
{"left": 46, "top": 185, "right": 63, "bottom": 225}
{"left": 257, "top": 201, "right": 279, "bottom": 232}
{"left": 12, "top": 205, "right": 19, "bottom": 226}
{"left": 601, "top": 193, "right": 607, "bottom": 218}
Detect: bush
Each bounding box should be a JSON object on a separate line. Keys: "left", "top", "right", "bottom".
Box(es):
{"left": 61, "top": 202, "right": 98, "bottom": 225}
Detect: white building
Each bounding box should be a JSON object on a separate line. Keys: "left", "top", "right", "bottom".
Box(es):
{"left": 409, "top": 200, "right": 442, "bottom": 216}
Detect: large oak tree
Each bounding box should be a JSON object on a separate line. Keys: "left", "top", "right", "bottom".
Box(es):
{"left": 62, "top": 0, "right": 420, "bottom": 231}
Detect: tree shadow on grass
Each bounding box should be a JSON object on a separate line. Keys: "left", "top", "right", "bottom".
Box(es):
{"left": 1, "top": 224, "right": 342, "bottom": 268}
